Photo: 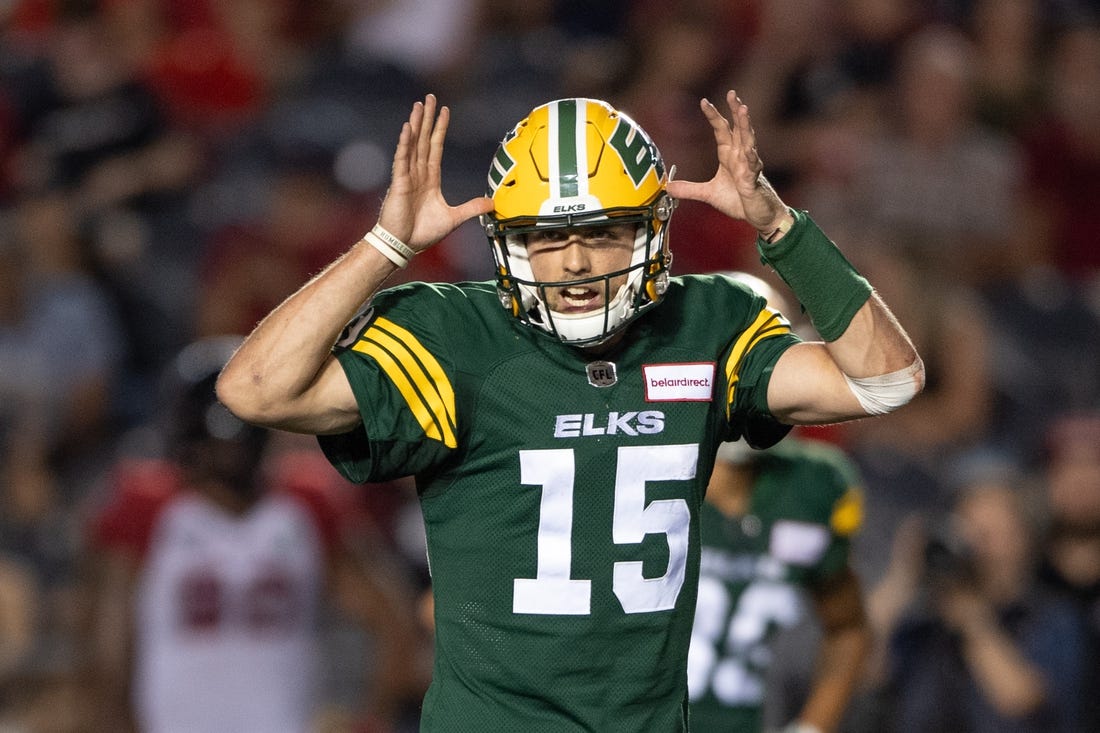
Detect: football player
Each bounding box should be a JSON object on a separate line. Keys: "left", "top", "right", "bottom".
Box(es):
{"left": 87, "top": 337, "right": 426, "bottom": 733}
{"left": 216, "top": 91, "right": 923, "bottom": 731}
{"left": 688, "top": 436, "right": 869, "bottom": 733}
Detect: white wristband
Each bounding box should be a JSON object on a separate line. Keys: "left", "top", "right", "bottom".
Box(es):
{"left": 363, "top": 231, "right": 408, "bottom": 268}
{"left": 371, "top": 224, "right": 416, "bottom": 261}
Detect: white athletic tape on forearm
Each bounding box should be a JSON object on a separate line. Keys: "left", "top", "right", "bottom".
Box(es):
{"left": 843, "top": 359, "right": 923, "bottom": 415}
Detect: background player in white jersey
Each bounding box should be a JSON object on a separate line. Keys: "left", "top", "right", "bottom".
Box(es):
{"left": 87, "top": 337, "right": 427, "bottom": 733}
{"left": 215, "top": 92, "right": 923, "bottom": 731}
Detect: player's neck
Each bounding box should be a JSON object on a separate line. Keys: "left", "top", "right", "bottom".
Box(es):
{"left": 578, "top": 329, "right": 628, "bottom": 357}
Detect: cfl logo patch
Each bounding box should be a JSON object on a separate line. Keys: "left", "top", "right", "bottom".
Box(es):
{"left": 586, "top": 360, "right": 617, "bottom": 388}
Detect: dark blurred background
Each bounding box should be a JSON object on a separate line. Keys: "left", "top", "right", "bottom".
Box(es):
{"left": 0, "top": 0, "right": 1098, "bottom": 731}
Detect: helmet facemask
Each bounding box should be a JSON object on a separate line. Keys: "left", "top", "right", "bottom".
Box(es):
{"left": 482, "top": 98, "right": 675, "bottom": 347}
{"left": 485, "top": 199, "right": 674, "bottom": 346}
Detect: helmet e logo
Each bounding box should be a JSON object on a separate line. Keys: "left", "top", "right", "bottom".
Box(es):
{"left": 487, "top": 145, "right": 516, "bottom": 194}
{"left": 609, "top": 118, "right": 664, "bottom": 187}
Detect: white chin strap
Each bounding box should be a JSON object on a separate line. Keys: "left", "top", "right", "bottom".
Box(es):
{"left": 543, "top": 282, "right": 635, "bottom": 344}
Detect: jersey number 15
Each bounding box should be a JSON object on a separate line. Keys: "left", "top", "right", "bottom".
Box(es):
{"left": 513, "top": 444, "right": 697, "bottom": 616}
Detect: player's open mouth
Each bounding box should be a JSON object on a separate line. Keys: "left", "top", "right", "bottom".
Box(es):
{"left": 559, "top": 286, "right": 600, "bottom": 312}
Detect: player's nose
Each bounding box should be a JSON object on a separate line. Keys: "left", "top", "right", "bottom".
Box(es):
{"left": 561, "top": 238, "right": 591, "bottom": 275}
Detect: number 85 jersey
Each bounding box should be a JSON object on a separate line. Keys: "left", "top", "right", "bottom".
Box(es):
{"left": 687, "top": 439, "right": 864, "bottom": 732}
{"left": 319, "top": 273, "right": 799, "bottom": 733}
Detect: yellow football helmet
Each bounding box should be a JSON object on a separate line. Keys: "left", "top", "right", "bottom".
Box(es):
{"left": 482, "top": 98, "right": 675, "bottom": 346}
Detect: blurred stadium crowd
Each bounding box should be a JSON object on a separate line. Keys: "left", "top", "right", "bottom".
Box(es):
{"left": 0, "top": 0, "right": 1098, "bottom": 731}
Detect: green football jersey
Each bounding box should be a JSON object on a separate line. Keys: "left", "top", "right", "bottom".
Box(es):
{"left": 320, "top": 273, "right": 800, "bottom": 732}
{"left": 686, "top": 438, "right": 864, "bottom": 732}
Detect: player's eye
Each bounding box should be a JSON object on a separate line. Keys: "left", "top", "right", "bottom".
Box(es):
{"left": 526, "top": 224, "right": 634, "bottom": 251}
{"left": 526, "top": 230, "right": 568, "bottom": 248}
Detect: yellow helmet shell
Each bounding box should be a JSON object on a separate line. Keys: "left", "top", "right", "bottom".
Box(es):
{"left": 487, "top": 98, "right": 668, "bottom": 224}
{"left": 483, "top": 98, "right": 674, "bottom": 346}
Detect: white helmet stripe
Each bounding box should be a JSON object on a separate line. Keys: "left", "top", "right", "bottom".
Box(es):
{"left": 573, "top": 99, "right": 588, "bottom": 198}
{"left": 548, "top": 101, "right": 562, "bottom": 198}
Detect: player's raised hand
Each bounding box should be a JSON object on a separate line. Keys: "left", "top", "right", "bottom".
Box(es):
{"left": 666, "top": 90, "right": 790, "bottom": 235}
{"left": 377, "top": 94, "right": 493, "bottom": 253}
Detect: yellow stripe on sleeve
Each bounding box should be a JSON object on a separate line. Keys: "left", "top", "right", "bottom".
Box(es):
{"left": 351, "top": 317, "right": 457, "bottom": 448}
{"left": 373, "top": 318, "right": 456, "bottom": 428}
{"left": 723, "top": 308, "right": 791, "bottom": 419}
{"left": 361, "top": 328, "right": 457, "bottom": 447}
{"left": 352, "top": 340, "right": 449, "bottom": 446}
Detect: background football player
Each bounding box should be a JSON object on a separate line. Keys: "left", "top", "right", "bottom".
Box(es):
{"left": 688, "top": 435, "right": 870, "bottom": 733}
{"left": 86, "top": 337, "right": 428, "bottom": 733}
